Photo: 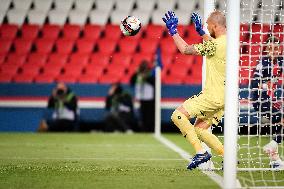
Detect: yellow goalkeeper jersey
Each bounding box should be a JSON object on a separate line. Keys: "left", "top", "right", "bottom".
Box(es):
{"left": 194, "top": 35, "right": 226, "bottom": 104}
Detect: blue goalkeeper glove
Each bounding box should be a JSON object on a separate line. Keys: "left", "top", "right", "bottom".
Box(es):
{"left": 162, "top": 11, "right": 178, "bottom": 36}
{"left": 191, "top": 12, "right": 205, "bottom": 36}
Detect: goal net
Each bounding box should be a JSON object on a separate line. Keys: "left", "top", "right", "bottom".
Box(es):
{"left": 237, "top": 0, "right": 284, "bottom": 187}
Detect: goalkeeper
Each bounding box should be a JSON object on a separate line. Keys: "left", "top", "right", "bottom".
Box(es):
{"left": 162, "top": 11, "right": 226, "bottom": 170}
{"left": 251, "top": 36, "right": 284, "bottom": 169}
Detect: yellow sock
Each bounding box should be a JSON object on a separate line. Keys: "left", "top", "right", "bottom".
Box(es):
{"left": 195, "top": 127, "right": 224, "bottom": 156}
{"left": 171, "top": 110, "right": 203, "bottom": 153}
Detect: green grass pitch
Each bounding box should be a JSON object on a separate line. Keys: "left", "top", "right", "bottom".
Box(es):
{"left": 0, "top": 133, "right": 283, "bottom": 188}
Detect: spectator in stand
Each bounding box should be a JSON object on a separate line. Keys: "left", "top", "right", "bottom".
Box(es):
{"left": 130, "top": 60, "right": 155, "bottom": 132}
{"left": 38, "top": 82, "right": 79, "bottom": 132}
{"left": 104, "top": 83, "right": 136, "bottom": 133}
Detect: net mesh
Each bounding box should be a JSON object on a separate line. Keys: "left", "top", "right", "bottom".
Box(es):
{"left": 237, "top": 0, "right": 284, "bottom": 187}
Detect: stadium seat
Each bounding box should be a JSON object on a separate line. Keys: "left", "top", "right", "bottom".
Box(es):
{"left": 62, "top": 24, "right": 81, "bottom": 40}
{"left": 98, "top": 73, "right": 122, "bottom": 84}
{"left": 162, "top": 74, "right": 184, "bottom": 85}
{"left": 77, "top": 73, "right": 99, "bottom": 83}
{"left": 89, "top": 10, "right": 110, "bottom": 25}
{"left": 74, "top": 0, "right": 94, "bottom": 12}
{"left": 184, "top": 74, "right": 202, "bottom": 85}
{"left": 54, "top": 0, "right": 74, "bottom": 11}
{"left": 151, "top": 10, "right": 168, "bottom": 25}
{"left": 27, "top": 10, "right": 47, "bottom": 25}
{"left": 56, "top": 73, "right": 78, "bottom": 83}
{"left": 0, "top": 54, "right": 5, "bottom": 64}
{"left": 48, "top": 10, "right": 69, "bottom": 25}
{"left": 120, "top": 73, "right": 132, "bottom": 84}
{"left": 20, "top": 65, "right": 41, "bottom": 75}
{"left": 239, "top": 67, "right": 253, "bottom": 85}
{"left": 27, "top": 52, "right": 47, "bottom": 65}
{"left": 83, "top": 24, "right": 102, "bottom": 41}
{"left": 6, "top": 53, "right": 26, "bottom": 65}
{"left": 115, "top": 0, "right": 135, "bottom": 12}
{"left": 145, "top": 25, "right": 165, "bottom": 39}
{"left": 132, "top": 52, "right": 153, "bottom": 67}
{"left": 35, "top": 38, "right": 54, "bottom": 54}
{"left": 118, "top": 37, "right": 138, "bottom": 54}
{"left": 55, "top": 39, "right": 75, "bottom": 54}
{"left": 139, "top": 38, "right": 159, "bottom": 54}
{"left": 34, "top": 73, "right": 55, "bottom": 83}
{"left": 95, "top": 0, "right": 115, "bottom": 11}
{"left": 89, "top": 53, "right": 110, "bottom": 66}
{"left": 68, "top": 10, "right": 88, "bottom": 25}
{"left": 104, "top": 25, "right": 122, "bottom": 40}
{"left": 110, "top": 10, "right": 130, "bottom": 24}
{"left": 13, "top": 39, "right": 32, "bottom": 54}
{"left": 69, "top": 53, "right": 89, "bottom": 66}
{"left": 63, "top": 66, "right": 83, "bottom": 76}
{"left": 13, "top": 0, "right": 32, "bottom": 11}
{"left": 161, "top": 53, "right": 173, "bottom": 68}
{"left": 21, "top": 24, "right": 40, "bottom": 40}
{"left": 84, "top": 63, "right": 105, "bottom": 76}
{"left": 160, "top": 38, "right": 177, "bottom": 54}
{"left": 48, "top": 53, "right": 68, "bottom": 65}
{"left": 0, "top": 24, "right": 18, "bottom": 40}
{"left": 0, "top": 63, "right": 19, "bottom": 75}
{"left": 239, "top": 55, "right": 249, "bottom": 66}
{"left": 33, "top": 0, "right": 53, "bottom": 13}
{"left": 42, "top": 24, "right": 61, "bottom": 40}
{"left": 156, "top": 0, "right": 176, "bottom": 11}
{"left": 42, "top": 64, "right": 62, "bottom": 75}
{"left": 169, "top": 63, "right": 189, "bottom": 78}
{"left": 7, "top": 9, "right": 27, "bottom": 25}
{"left": 177, "top": 0, "right": 196, "bottom": 12}
{"left": 0, "top": 39, "right": 12, "bottom": 55}
{"left": 106, "top": 63, "right": 127, "bottom": 75}
{"left": 250, "top": 45, "right": 261, "bottom": 55}
{"left": 174, "top": 54, "right": 195, "bottom": 67}
{"left": 0, "top": 0, "right": 12, "bottom": 12}
{"left": 13, "top": 73, "right": 35, "bottom": 83}
{"left": 0, "top": 73, "right": 14, "bottom": 82}
{"left": 135, "top": 0, "right": 156, "bottom": 11}
{"left": 76, "top": 39, "right": 94, "bottom": 53}
{"left": 97, "top": 38, "right": 117, "bottom": 55}
{"left": 111, "top": 52, "right": 132, "bottom": 66}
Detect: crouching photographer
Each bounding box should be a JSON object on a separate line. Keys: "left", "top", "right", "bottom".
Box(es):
{"left": 38, "top": 82, "right": 79, "bottom": 132}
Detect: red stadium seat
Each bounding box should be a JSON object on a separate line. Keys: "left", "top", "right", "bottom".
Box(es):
{"left": 42, "top": 64, "right": 62, "bottom": 76}
{"left": 161, "top": 53, "right": 173, "bottom": 68}
{"left": 69, "top": 53, "right": 89, "bottom": 66}
{"left": 28, "top": 53, "right": 47, "bottom": 65}
{"left": 56, "top": 73, "right": 78, "bottom": 83}
{"left": 0, "top": 54, "right": 5, "bottom": 65}
{"left": 160, "top": 38, "right": 177, "bottom": 54}
{"left": 62, "top": 24, "right": 81, "bottom": 40}
{"left": 20, "top": 65, "right": 41, "bottom": 75}
{"left": 0, "top": 39, "right": 12, "bottom": 55}
{"left": 35, "top": 38, "right": 55, "bottom": 54}
{"left": 120, "top": 73, "right": 132, "bottom": 84}
{"left": 239, "top": 67, "right": 253, "bottom": 85}
{"left": 118, "top": 37, "right": 138, "bottom": 54}
{"left": 111, "top": 52, "right": 132, "bottom": 66}
{"left": 6, "top": 53, "right": 26, "bottom": 65}
{"left": 83, "top": 24, "right": 102, "bottom": 41}
{"left": 104, "top": 25, "right": 122, "bottom": 40}
{"left": 0, "top": 73, "right": 14, "bottom": 82}
{"left": 145, "top": 25, "right": 164, "bottom": 39}
{"left": 63, "top": 66, "right": 83, "bottom": 76}
{"left": 42, "top": 24, "right": 61, "bottom": 40}
{"left": 48, "top": 53, "right": 68, "bottom": 65}
{"left": 106, "top": 64, "right": 126, "bottom": 75}
{"left": 132, "top": 52, "right": 153, "bottom": 67}
{"left": 97, "top": 38, "right": 117, "bottom": 55}
{"left": 77, "top": 74, "right": 99, "bottom": 83}
{"left": 184, "top": 74, "right": 202, "bottom": 85}
{"left": 76, "top": 39, "right": 95, "bottom": 53}
{"left": 98, "top": 73, "right": 122, "bottom": 84}
{"left": 34, "top": 73, "right": 56, "bottom": 83}
{"left": 169, "top": 63, "right": 189, "bottom": 77}
{"left": 174, "top": 54, "right": 195, "bottom": 67}
{"left": 239, "top": 55, "right": 249, "bottom": 66}
{"left": 13, "top": 73, "right": 35, "bottom": 83}
{"left": 188, "top": 24, "right": 202, "bottom": 39}
{"left": 177, "top": 25, "right": 187, "bottom": 37}
{"left": 0, "top": 64, "right": 19, "bottom": 75}
{"left": 0, "top": 24, "right": 18, "bottom": 40}
{"left": 55, "top": 39, "right": 75, "bottom": 54}
{"left": 21, "top": 24, "right": 40, "bottom": 40}
{"left": 162, "top": 74, "right": 183, "bottom": 85}
{"left": 14, "top": 39, "right": 33, "bottom": 54}
{"left": 90, "top": 53, "right": 110, "bottom": 66}
{"left": 84, "top": 63, "right": 105, "bottom": 76}
{"left": 139, "top": 38, "right": 159, "bottom": 54}
{"left": 250, "top": 45, "right": 261, "bottom": 55}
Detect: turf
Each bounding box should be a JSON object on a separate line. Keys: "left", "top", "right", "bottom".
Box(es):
{"left": 0, "top": 133, "right": 220, "bottom": 189}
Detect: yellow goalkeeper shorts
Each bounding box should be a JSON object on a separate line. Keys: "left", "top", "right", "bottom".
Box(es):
{"left": 182, "top": 92, "right": 224, "bottom": 126}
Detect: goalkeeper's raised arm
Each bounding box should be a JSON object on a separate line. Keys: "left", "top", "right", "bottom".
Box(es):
{"left": 162, "top": 11, "right": 225, "bottom": 56}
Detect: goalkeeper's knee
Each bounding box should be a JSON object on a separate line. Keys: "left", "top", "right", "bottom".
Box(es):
{"left": 171, "top": 109, "right": 189, "bottom": 136}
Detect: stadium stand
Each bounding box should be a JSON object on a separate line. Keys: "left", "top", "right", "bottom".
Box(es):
{"left": 0, "top": 0, "right": 282, "bottom": 85}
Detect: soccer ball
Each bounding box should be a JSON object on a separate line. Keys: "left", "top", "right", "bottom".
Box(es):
{"left": 120, "top": 16, "right": 141, "bottom": 36}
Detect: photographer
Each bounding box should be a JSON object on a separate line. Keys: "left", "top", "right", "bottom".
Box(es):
{"left": 38, "top": 82, "right": 78, "bottom": 132}
{"left": 130, "top": 60, "right": 155, "bottom": 132}
{"left": 104, "top": 83, "right": 136, "bottom": 133}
